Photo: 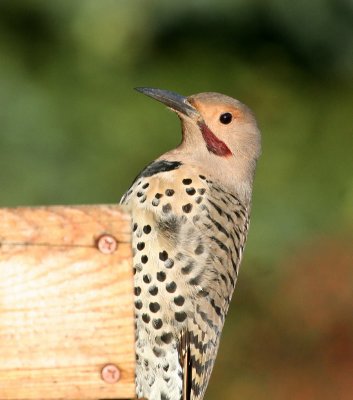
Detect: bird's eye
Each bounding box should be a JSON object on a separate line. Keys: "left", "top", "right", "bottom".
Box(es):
{"left": 219, "top": 112, "right": 233, "bottom": 124}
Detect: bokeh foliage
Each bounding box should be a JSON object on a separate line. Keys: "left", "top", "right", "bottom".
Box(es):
{"left": 0, "top": 1, "right": 352, "bottom": 399}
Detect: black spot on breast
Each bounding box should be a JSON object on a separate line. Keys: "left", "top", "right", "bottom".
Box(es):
{"left": 166, "top": 281, "right": 177, "bottom": 293}
{"left": 157, "top": 271, "right": 166, "bottom": 282}
{"left": 175, "top": 311, "right": 187, "bottom": 322}
{"left": 182, "top": 203, "right": 193, "bottom": 213}
{"left": 174, "top": 295, "right": 185, "bottom": 306}
{"left": 135, "top": 300, "right": 143, "bottom": 310}
{"left": 186, "top": 187, "right": 196, "bottom": 195}
{"left": 152, "top": 318, "right": 163, "bottom": 329}
{"left": 165, "top": 189, "right": 175, "bottom": 196}
{"left": 161, "top": 332, "right": 173, "bottom": 344}
{"left": 149, "top": 302, "right": 160, "bottom": 313}
{"left": 198, "top": 188, "right": 206, "bottom": 195}
{"left": 143, "top": 274, "right": 152, "bottom": 283}
{"left": 133, "top": 223, "right": 138, "bottom": 232}
{"left": 182, "top": 178, "right": 192, "bottom": 185}
{"left": 142, "top": 182, "right": 149, "bottom": 189}
{"left": 199, "top": 175, "right": 206, "bottom": 180}
{"left": 141, "top": 255, "right": 148, "bottom": 264}
{"left": 137, "top": 242, "right": 145, "bottom": 251}
{"left": 155, "top": 193, "right": 163, "bottom": 199}
{"left": 142, "top": 313, "right": 150, "bottom": 323}
{"left": 143, "top": 225, "right": 152, "bottom": 234}
{"left": 149, "top": 285, "right": 158, "bottom": 295}
{"left": 195, "top": 196, "right": 203, "bottom": 204}
{"left": 162, "top": 203, "right": 172, "bottom": 213}
{"left": 159, "top": 250, "right": 168, "bottom": 261}
{"left": 134, "top": 286, "right": 141, "bottom": 296}
{"left": 137, "top": 191, "right": 144, "bottom": 197}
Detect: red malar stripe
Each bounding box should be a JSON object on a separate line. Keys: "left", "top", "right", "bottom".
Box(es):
{"left": 198, "top": 122, "right": 232, "bottom": 157}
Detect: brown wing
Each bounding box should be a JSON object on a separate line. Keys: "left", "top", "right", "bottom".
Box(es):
{"left": 178, "top": 181, "right": 249, "bottom": 400}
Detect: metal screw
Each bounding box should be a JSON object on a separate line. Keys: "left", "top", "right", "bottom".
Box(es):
{"left": 101, "top": 363, "right": 120, "bottom": 384}
{"left": 97, "top": 234, "right": 118, "bottom": 254}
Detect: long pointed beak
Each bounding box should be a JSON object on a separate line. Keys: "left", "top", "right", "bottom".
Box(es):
{"left": 135, "top": 87, "right": 199, "bottom": 118}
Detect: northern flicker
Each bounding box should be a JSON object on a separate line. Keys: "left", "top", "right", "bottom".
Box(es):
{"left": 120, "top": 88, "right": 261, "bottom": 400}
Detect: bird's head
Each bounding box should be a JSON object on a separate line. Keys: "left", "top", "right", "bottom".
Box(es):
{"left": 135, "top": 87, "right": 261, "bottom": 200}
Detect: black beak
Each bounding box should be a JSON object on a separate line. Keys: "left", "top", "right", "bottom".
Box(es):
{"left": 135, "top": 87, "right": 199, "bottom": 118}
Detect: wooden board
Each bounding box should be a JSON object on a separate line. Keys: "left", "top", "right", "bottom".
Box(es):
{"left": 0, "top": 205, "right": 135, "bottom": 399}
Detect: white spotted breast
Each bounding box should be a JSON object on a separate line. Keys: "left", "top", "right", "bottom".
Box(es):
{"left": 120, "top": 160, "right": 250, "bottom": 400}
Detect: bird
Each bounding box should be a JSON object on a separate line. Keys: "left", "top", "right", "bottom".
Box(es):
{"left": 120, "top": 87, "right": 261, "bottom": 400}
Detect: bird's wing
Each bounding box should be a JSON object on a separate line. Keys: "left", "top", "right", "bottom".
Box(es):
{"left": 177, "top": 179, "right": 248, "bottom": 400}
{"left": 179, "top": 235, "right": 240, "bottom": 400}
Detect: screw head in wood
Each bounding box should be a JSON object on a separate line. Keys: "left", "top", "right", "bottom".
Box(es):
{"left": 97, "top": 234, "right": 118, "bottom": 254}
{"left": 101, "top": 363, "right": 120, "bottom": 383}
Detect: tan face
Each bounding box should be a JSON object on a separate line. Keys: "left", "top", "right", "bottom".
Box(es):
{"left": 190, "top": 100, "right": 247, "bottom": 125}
{"left": 188, "top": 94, "right": 261, "bottom": 160}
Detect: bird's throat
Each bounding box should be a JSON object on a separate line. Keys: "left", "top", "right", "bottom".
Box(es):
{"left": 198, "top": 122, "right": 232, "bottom": 157}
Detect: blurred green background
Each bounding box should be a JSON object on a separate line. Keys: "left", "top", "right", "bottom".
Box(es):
{"left": 0, "top": 1, "right": 352, "bottom": 399}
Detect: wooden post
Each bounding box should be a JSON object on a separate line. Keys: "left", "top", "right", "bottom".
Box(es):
{"left": 0, "top": 205, "right": 135, "bottom": 400}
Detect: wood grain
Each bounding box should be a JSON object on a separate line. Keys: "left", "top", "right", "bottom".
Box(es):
{"left": 0, "top": 205, "right": 135, "bottom": 399}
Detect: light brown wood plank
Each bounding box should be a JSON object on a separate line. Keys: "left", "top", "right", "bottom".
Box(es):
{"left": 0, "top": 205, "right": 135, "bottom": 399}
